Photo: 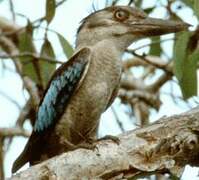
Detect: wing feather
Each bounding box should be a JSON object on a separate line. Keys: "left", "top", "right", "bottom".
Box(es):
{"left": 12, "top": 48, "right": 91, "bottom": 173}
{"left": 34, "top": 48, "right": 91, "bottom": 132}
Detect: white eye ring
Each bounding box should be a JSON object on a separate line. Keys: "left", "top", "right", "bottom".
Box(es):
{"left": 114, "top": 10, "right": 129, "bottom": 21}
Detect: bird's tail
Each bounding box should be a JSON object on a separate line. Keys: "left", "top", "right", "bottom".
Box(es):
{"left": 12, "top": 142, "right": 30, "bottom": 173}
{"left": 12, "top": 133, "right": 42, "bottom": 173}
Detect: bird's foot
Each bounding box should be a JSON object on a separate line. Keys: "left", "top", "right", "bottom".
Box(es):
{"left": 60, "top": 138, "right": 78, "bottom": 150}
{"left": 60, "top": 137, "right": 97, "bottom": 151}
{"left": 63, "top": 140, "right": 97, "bottom": 151}
{"left": 90, "top": 135, "right": 120, "bottom": 145}
{"left": 75, "top": 142, "right": 97, "bottom": 151}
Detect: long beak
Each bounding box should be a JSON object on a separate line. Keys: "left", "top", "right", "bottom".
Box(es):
{"left": 129, "top": 17, "right": 190, "bottom": 36}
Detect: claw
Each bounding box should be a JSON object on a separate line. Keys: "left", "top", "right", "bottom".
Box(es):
{"left": 97, "top": 135, "right": 120, "bottom": 145}
{"left": 60, "top": 138, "right": 97, "bottom": 151}
{"left": 71, "top": 135, "right": 120, "bottom": 152}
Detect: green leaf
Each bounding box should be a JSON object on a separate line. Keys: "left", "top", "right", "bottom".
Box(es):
{"left": 143, "top": 7, "right": 154, "bottom": 14}
{"left": 18, "top": 22, "right": 39, "bottom": 83}
{"left": 174, "top": 31, "right": 199, "bottom": 99}
{"left": 173, "top": 32, "right": 190, "bottom": 81}
{"left": 134, "top": 0, "right": 143, "bottom": 7}
{"left": 149, "top": 36, "right": 162, "bottom": 56}
{"left": 57, "top": 33, "right": 74, "bottom": 59}
{"left": 39, "top": 39, "right": 56, "bottom": 87}
{"left": 46, "top": 0, "right": 56, "bottom": 24}
{"left": 180, "top": 49, "right": 199, "bottom": 99}
{"left": 194, "top": 0, "right": 199, "bottom": 18}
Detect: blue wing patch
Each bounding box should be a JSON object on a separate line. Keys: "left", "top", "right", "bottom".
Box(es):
{"left": 34, "top": 57, "right": 88, "bottom": 132}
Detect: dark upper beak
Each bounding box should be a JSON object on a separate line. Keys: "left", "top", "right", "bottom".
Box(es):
{"left": 129, "top": 17, "right": 190, "bottom": 36}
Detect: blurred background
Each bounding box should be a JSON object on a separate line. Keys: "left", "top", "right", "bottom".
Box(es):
{"left": 0, "top": 0, "right": 198, "bottom": 179}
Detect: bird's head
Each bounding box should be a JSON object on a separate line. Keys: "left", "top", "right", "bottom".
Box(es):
{"left": 76, "top": 6, "right": 189, "bottom": 51}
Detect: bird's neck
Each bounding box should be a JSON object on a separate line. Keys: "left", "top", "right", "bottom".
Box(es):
{"left": 75, "top": 39, "right": 124, "bottom": 57}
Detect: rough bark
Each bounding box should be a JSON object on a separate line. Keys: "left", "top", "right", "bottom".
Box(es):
{"left": 9, "top": 107, "right": 199, "bottom": 180}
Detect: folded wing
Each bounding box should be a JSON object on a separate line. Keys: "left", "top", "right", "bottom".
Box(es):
{"left": 12, "top": 47, "right": 91, "bottom": 173}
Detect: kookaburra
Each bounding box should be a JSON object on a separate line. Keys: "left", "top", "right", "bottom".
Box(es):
{"left": 12, "top": 5, "right": 188, "bottom": 173}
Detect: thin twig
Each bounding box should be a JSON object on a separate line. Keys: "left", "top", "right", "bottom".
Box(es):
{"left": 0, "top": 36, "right": 40, "bottom": 108}
{"left": 0, "top": 90, "right": 21, "bottom": 110}
{"left": 23, "top": 76, "right": 40, "bottom": 108}
{"left": 129, "top": 37, "right": 174, "bottom": 52}
{"left": 111, "top": 106, "right": 125, "bottom": 132}
{"left": 0, "top": 137, "right": 4, "bottom": 180}
{"left": 123, "top": 55, "right": 168, "bottom": 70}
{"left": 0, "top": 52, "right": 63, "bottom": 64}
{"left": 127, "top": 50, "right": 172, "bottom": 73}
{"left": 34, "top": 0, "right": 72, "bottom": 25}
{"left": 128, "top": 0, "right": 134, "bottom": 6}
{"left": 0, "top": 127, "right": 30, "bottom": 137}
{"left": 16, "top": 99, "right": 32, "bottom": 127}
{"left": 147, "top": 72, "right": 173, "bottom": 92}
{"left": 112, "top": 0, "right": 120, "bottom": 6}
{"left": 56, "top": 0, "right": 67, "bottom": 8}
{"left": 0, "top": 36, "right": 23, "bottom": 72}
{"left": 9, "top": 0, "right": 16, "bottom": 22}
{"left": 119, "top": 89, "right": 161, "bottom": 110}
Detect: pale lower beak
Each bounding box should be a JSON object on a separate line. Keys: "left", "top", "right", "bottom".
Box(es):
{"left": 129, "top": 17, "right": 190, "bottom": 36}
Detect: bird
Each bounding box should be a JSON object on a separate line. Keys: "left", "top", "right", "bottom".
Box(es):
{"left": 12, "top": 5, "right": 189, "bottom": 173}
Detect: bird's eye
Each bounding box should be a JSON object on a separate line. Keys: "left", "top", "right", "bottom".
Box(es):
{"left": 114, "top": 10, "right": 129, "bottom": 21}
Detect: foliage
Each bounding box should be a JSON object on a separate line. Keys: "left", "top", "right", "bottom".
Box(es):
{"left": 174, "top": 31, "right": 199, "bottom": 99}
{"left": 57, "top": 33, "right": 74, "bottom": 59}
{"left": 46, "top": 0, "right": 56, "bottom": 24}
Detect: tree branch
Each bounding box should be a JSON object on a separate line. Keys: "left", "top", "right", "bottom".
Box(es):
{"left": 0, "top": 16, "right": 19, "bottom": 34}
{"left": 0, "top": 127, "right": 30, "bottom": 138}
{"left": 10, "top": 107, "right": 199, "bottom": 179}
{"left": 0, "top": 137, "right": 4, "bottom": 180}
{"left": 0, "top": 52, "right": 63, "bottom": 64}
{"left": 119, "top": 89, "right": 161, "bottom": 110}
{"left": 0, "top": 36, "right": 40, "bottom": 108}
